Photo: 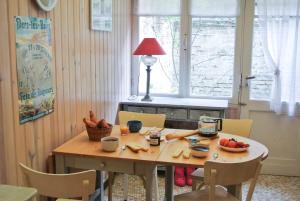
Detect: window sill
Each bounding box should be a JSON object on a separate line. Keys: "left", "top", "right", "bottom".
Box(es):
{"left": 122, "top": 96, "right": 228, "bottom": 109}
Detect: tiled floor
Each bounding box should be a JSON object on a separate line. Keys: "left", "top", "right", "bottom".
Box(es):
{"left": 105, "top": 174, "right": 300, "bottom": 201}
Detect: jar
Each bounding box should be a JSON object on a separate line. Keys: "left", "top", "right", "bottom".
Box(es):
{"left": 149, "top": 131, "right": 161, "bottom": 146}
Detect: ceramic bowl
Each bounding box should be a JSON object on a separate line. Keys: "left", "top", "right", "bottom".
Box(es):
{"left": 190, "top": 144, "right": 209, "bottom": 158}
{"left": 101, "top": 136, "right": 119, "bottom": 152}
{"left": 127, "top": 120, "right": 142, "bottom": 133}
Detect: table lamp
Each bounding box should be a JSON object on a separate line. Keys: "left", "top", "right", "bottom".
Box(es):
{"left": 133, "top": 38, "right": 166, "bottom": 101}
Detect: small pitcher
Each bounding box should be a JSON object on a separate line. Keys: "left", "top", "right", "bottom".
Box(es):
{"left": 198, "top": 116, "right": 222, "bottom": 136}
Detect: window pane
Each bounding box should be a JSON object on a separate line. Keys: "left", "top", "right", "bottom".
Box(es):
{"left": 138, "top": 17, "right": 180, "bottom": 94}
{"left": 190, "top": 17, "right": 236, "bottom": 98}
{"left": 250, "top": 18, "right": 274, "bottom": 100}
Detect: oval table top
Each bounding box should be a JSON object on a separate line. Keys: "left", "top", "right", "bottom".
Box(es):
{"left": 156, "top": 131, "right": 269, "bottom": 167}
{"left": 53, "top": 126, "right": 269, "bottom": 167}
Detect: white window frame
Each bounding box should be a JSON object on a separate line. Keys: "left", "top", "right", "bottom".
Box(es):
{"left": 131, "top": 0, "right": 249, "bottom": 104}
{"left": 240, "top": 0, "right": 274, "bottom": 114}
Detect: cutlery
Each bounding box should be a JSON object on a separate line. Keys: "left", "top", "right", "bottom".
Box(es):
{"left": 213, "top": 152, "right": 219, "bottom": 160}
{"left": 119, "top": 145, "right": 126, "bottom": 155}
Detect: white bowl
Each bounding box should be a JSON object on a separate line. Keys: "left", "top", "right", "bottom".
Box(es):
{"left": 190, "top": 145, "right": 209, "bottom": 158}
{"left": 101, "top": 136, "right": 119, "bottom": 152}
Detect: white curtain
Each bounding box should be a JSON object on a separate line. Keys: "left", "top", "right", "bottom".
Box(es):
{"left": 189, "top": 0, "right": 240, "bottom": 17}
{"left": 257, "top": 0, "right": 300, "bottom": 116}
{"left": 133, "top": 0, "right": 181, "bottom": 16}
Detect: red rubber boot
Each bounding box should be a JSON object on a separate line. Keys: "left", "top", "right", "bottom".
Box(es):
{"left": 174, "top": 166, "right": 186, "bottom": 187}
{"left": 186, "top": 167, "right": 195, "bottom": 186}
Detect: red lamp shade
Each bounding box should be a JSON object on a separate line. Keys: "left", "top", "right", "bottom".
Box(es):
{"left": 133, "top": 38, "right": 166, "bottom": 55}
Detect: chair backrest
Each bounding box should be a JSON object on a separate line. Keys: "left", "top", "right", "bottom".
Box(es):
{"left": 222, "top": 119, "right": 253, "bottom": 137}
{"left": 204, "top": 156, "right": 262, "bottom": 201}
{"left": 19, "top": 163, "right": 96, "bottom": 201}
{"left": 118, "top": 111, "right": 166, "bottom": 128}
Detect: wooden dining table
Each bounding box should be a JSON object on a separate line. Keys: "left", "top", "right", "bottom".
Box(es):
{"left": 53, "top": 126, "right": 268, "bottom": 201}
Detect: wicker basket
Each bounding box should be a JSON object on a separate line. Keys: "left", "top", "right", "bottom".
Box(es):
{"left": 86, "top": 124, "right": 112, "bottom": 141}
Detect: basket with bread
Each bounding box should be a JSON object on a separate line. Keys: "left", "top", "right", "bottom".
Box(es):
{"left": 83, "top": 111, "right": 112, "bottom": 141}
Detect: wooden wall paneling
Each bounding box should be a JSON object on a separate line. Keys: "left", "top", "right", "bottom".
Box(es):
{"left": 115, "top": 0, "right": 120, "bottom": 122}
{"left": 80, "top": 0, "right": 87, "bottom": 124}
{"left": 61, "top": 0, "right": 71, "bottom": 141}
{"left": 0, "top": 0, "right": 132, "bottom": 185}
{"left": 8, "top": 0, "right": 28, "bottom": 184}
{"left": 90, "top": 11, "right": 96, "bottom": 114}
{"left": 0, "top": 85, "right": 5, "bottom": 184}
{"left": 0, "top": 0, "right": 17, "bottom": 184}
{"left": 84, "top": 0, "right": 91, "bottom": 118}
{"left": 110, "top": 0, "right": 116, "bottom": 123}
{"left": 0, "top": 1, "right": 6, "bottom": 182}
{"left": 103, "top": 27, "right": 108, "bottom": 120}
{"left": 116, "top": 0, "right": 121, "bottom": 117}
{"left": 74, "top": 0, "right": 82, "bottom": 134}
{"left": 53, "top": 1, "right": 65, "bottom": 145}
{"left": 20, "top": 0, "right": 38, "bottom": 171}
{"left": 126, "top": 0, "right": 131, "bottom": 96}
{"left": 79, "top": 0, "right": 85, "bottom": 132}
{"left": 67, "top": 0, "right": 76, "bottom": 138}
{"left": 99, "top": 28, "right": 105, "bottom": 119}
{"left": 119, "top": 0, "right": 124, "bottom": 100}
{"left": 48, "top": 2, "right": 59, "bottom": 150}
{"left": 89, "top": 0, "right": 96, "bottom": 114}
{"left": 107, "top": 7, "right": 112, "bottom": 123}
{"left": 94, "top": 12, "right": 101, "bottom": 119}
{"left": 37, "top": 0, "right": 52, "bottom": 173}
{"left": 37, "top": 8, "right": 53, "bottom": 174}
{"left": 28, "top": 1, "right": 46, "bottom": 173}
{"left": 0, "top": 67, "right": 5, "bottom": 184}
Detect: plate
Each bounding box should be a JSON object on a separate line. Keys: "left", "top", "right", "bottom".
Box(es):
{"left": 145, "top": 135, "right": 165, "bottom": 141}
{"left": 219, "top": 145, "right": 248, "bottom": 152}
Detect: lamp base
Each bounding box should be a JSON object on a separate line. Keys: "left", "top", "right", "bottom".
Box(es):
{"left": 141, "top": 94, "right": 152, "bottom": 102}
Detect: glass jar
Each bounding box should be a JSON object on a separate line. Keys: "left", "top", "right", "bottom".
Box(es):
{"left": 149, "top": 131, "right": 161, "bottom": 146}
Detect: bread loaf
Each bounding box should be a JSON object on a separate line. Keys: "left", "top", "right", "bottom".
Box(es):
{"left": 172, "top": 148, "right": 183, "bottom": 158}
{"left": 166, "top": 130, "right": 199, "bottom": 140}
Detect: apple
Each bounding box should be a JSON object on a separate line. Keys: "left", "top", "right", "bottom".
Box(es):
{"left": 228, "top": 141, "right": 237, "bottom": 148}
{"left": 220, "top": 138, "right": 227, "bottom": 146}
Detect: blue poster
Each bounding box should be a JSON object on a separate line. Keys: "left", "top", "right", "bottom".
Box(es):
{"left": 15, "top": 16, "right": 55, "bottom": 124}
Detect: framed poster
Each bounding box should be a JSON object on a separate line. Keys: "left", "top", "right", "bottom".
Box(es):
{"left": 15, "top": 16, "right": 55, "bottom": 124}
{"left": 90, "top": 0, "right": 112, "bottom": 31}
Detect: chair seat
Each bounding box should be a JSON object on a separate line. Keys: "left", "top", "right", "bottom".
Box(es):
{"left": 191, "top": 168, "right": 204, "bottom": 180}
{"left": 174, "top": 186, "right": 239, "bottom": 201}
{"left": 56, "top": 199, "right": 80, "bottom": 201}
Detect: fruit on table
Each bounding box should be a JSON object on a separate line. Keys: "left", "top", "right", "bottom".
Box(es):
{"left": 228, "top": 140, "right": 237, "bottom": 148}
{"left": 220, "top": 138, "right": 249, "bottom": 148}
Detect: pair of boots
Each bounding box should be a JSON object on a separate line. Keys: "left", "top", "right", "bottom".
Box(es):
{"left": 174, "top": 167, "right": 195, "bottom": 187}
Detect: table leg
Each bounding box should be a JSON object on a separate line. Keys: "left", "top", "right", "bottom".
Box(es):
{"left": 145, "top": 165, "right": 156, "bottom": 201}
{"left": 165, "top": 165, "right": 174, "bottom": 201}
{"left": 227, "top": 184, "right": 242, "bottom": 200}
{"left": 153, "top": 167, "right": 159, "bottom": 201}
{"left": 108, "top": 172, "right": 114, "bottom": 201}
{"left": 95, "top": 171, "right": 105, "bottom": 201}
{"left": 55, "top": 155, "right": 66, "bottom": 174}
{"left": 123, "top": 174, "right": 129, "bottom": 201}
